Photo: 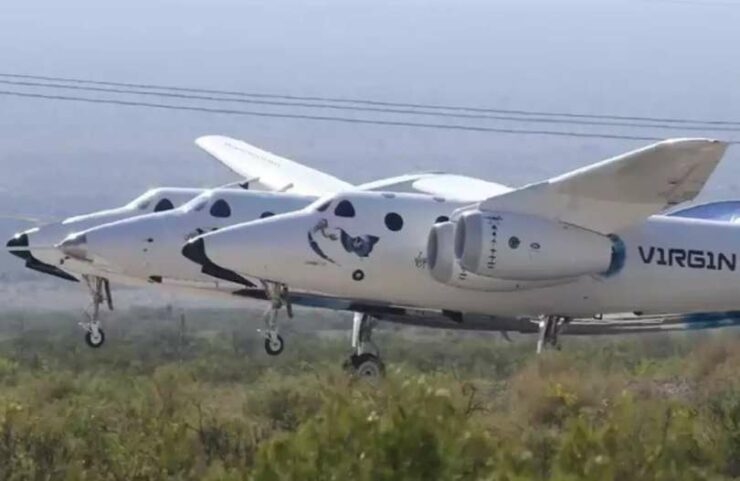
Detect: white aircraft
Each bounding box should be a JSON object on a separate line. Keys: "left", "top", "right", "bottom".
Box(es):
{"left": 4, "top": 135, "right": 352, "bottom": 347}
{"left": 39, "top": 137, "right": 740, "bottom": 373}
{"left": 175, "top": 138, "right": 740, "bottom": 374}
{"left": 7, "top": 135, "right": 506, "bottom": 351}
{"left": 5, "top": 187, "right": 224, "bottom": 344}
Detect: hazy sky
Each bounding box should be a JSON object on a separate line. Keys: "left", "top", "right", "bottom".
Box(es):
{"left": 1, "top": 0, "right": 740, "bottom": 216}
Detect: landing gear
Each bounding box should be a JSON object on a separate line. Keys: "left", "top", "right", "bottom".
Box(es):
{"left": 85, "top": 328, "right": 105, "bottom": 348}
{"left": 264, "top": 333, "right": 285, "bottom": 356}
{"left": 343, "top": 313, "right": 385, "bottom": 378}
{"left": 79, "top": 275, "right": 113, "bottom": 349}
{"left": 536, "top": 315, "right": 570, "bottom": 353}
{"left": 260, "top": 282, "right": 292, "bottom": 356}
{"left": 349, "top": 353, "right": 385, "bottom": 378}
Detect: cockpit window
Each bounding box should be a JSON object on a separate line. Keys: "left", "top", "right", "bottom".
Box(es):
{"left": 210, "top": 199, "right": 232, "bottom": 218}
{"left": 154, "top": 198, "right": 174, "bottom": 212}
{"left": 334, "top": 200, "right": 356, "bottom": 218}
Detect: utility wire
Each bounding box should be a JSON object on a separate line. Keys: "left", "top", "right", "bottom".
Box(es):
{"left": 0, "top": 89, "right": 676, "bottom": 142}
{"left": 2, "top": 79, "right": 740, "bottom": 133}
{"left": 2, "top": 72, "right": 740, "bottom": 127}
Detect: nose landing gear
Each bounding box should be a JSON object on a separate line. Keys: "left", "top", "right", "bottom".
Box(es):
{"left": 343, "top": 313, "right": 385, "bottom": 378}
{"left": 259, "top": 282, "right": 292, "bottom": 356}
{"left": 536, "top": 315, "right": 570, "bottom": 353}
{"left": 85, "top": 327, "right": 105, "bottom": 348}
{"left": 80, "top": 275, "right": 113, "bottom": 348}
{"left": 264, "top": 332, "right": 285, "bottom": 356}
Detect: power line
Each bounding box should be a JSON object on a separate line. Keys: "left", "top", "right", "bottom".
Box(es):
{"left": 2, "top": 72, "right": 740, "bottom": 127}
{"left": 2, "top": 78, "right": 740, "bottom": 133}
{"left": 0, "top": 89, "right": 674, "bottom": 142}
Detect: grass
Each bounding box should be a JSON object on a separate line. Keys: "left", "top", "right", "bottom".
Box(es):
{"left": 0, "top": 307, "right": 737, "bottom": 480}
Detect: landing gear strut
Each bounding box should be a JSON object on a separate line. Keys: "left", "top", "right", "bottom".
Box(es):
{"left": 536, "top": 315, "right": 570, "bottom": 353}
{"left": 343, "top": 313, "right": 385, "bottom": 377}
{"left": 260, "top": 282, "right": 292, "bottom": 356}
{"left": 80, "top": 275, "right": 113, "bottom": 348}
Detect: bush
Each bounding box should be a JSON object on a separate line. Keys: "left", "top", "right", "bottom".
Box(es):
{"left": 0, "top": 309, "right": 736, "bottom": 479}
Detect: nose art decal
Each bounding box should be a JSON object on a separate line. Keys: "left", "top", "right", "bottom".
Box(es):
{"left": 308, "top": 219, "right": 379, "bottom": 265}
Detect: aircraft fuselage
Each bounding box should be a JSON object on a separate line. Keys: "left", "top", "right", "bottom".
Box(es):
{"left": 193, "top": 192, "right": 740, "bottom": 318}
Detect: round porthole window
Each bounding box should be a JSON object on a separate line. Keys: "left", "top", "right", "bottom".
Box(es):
{"left": 385, "top": 212, "right": 403, "bottom": 231}
{"left": 209, "top": 199, "right": 232, "bottom": 218}
{"left": 508, "top": 236, "right": 521, "bottom": 249}
{"left": 352, "top": 269, "right": 365, "bottom": 281}
{"left": 154, "top": 198, "right": 174, "bottom": 212}
{"left": 334, "top": 200, "right": 356, "bottom": 218}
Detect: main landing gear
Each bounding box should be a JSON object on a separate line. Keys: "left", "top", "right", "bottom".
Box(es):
{"left": 536, "top": 315, "right": 571, "bottom": 353}
{"left": 255, "top": 283, "right": 384, "bottom": 377}
{"left": 260, "top": 282, "right": 292, "bottom": 356}
{"left": 343, "top": 312, "right": 385, "bottom": 378}
{"left": 80, "top": 275, "right": 113, "bottom": 348}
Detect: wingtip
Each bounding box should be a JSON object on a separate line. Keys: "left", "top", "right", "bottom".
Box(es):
{"left": 652, "top": 138, "right": 729, "bottom": 159}
{"left": 194, "top": 134, "right": 233, "bottom": 148}
{"left": 660, "top": 137, "right": 727, "bottom": 147}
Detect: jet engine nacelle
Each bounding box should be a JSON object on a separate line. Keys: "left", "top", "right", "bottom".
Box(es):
{"left": 454, "top": 210, "right": 613, "bottom": 281}
{"left": 427, "top": 222, "right": 570, "bottom": 291}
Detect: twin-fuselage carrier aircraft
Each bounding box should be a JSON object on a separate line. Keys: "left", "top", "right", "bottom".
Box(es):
{"left": 7, "top": 135, "right": 739, "bottom": 376}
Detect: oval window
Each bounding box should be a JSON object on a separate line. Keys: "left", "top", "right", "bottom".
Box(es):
{"left": 210, "top": 199, "right": 232, "bottom": 218}
{"left": 435, "top": 215, "right": 449, "bottom": 224}
{"left": 334, "top": 200, "right": 356, "bottom": 218}
{"left": 385, "top": 212, "right": 403, "bottom": 231}
{"left": 154, "top": 198, "right": 174, "bottom": 212}
{"left": 260, "top": 211, "right": 275, "bottom": 219}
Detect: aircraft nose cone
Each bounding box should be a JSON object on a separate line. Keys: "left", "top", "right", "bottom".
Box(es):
{"left": 58, "top": 233, "right": 89, "bottom": 261}
{"left": 6, "top": 232, "right": 31, "bottom": 261}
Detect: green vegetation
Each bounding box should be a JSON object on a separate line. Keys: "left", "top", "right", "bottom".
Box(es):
{"left": 0, "top": 307, "right": 738, "bottom": 480}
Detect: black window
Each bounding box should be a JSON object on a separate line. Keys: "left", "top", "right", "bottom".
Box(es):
{"left": 385, "top": 212, "right": 404, "bottom": 231}
{"left": 334, "top": 200, "right": 355, "bottom": 218}
{"left": 153, "top": 198, "right": 174, "bottom": 212}
{"left": 260, "top": 211, "right": 275, "bottom": 219}
{"left": 435, "top": 215, "right": 449, "bottom": 224}
{"left": 316, "top": 200, "right": 332, "bottom": 212}
{"left": 210, "top": 199, "right": 232, "bottom": 218}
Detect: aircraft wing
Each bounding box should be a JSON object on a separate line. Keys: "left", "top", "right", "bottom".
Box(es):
{"left": 196, "top": 135, "right": 353, "bottom": 195}
{"left": 357, "top": 173, "right": 510, "bottom": 202}
{"left": 478, "top": 138, "right": 728, "bottom": 233}
{"left": 230, "top": 286, "right": 740, "bottom": 335}
{"left": 410, "top": 174, "right": 510, "bottom": 201}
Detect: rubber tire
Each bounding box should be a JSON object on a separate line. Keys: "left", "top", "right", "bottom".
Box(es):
{"left": 264, "top": 334, "right": 284, "bottom": 356}
{"left": 352, "top": 353, "right": 385, "bottom": 378}
{"left": 85, "top": 329, "right": 105, "bottom": 348}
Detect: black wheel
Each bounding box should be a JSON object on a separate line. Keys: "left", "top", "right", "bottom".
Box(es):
{"left": 264, "top": 334, "right": 284, "bottom": 356}
{"left": 351, "top": 353, "right": 385, "bottom": 378}
{"left": 85, "top": 329, "right": 105, "bottom": 348}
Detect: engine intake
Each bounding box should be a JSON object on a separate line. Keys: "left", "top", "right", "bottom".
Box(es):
{"left": 454, "top": 211, "right": 612, "bottom": 281}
